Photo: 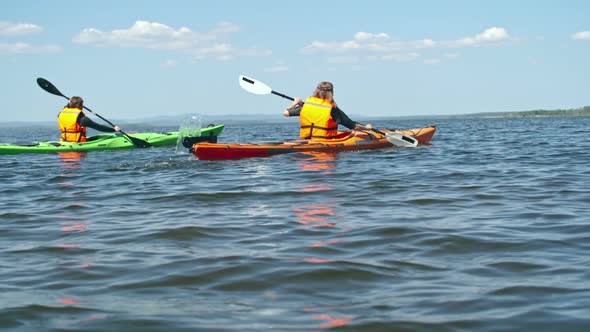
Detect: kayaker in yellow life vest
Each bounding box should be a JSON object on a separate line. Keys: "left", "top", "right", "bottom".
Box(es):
{"left": 57, "top": 96, "right": 121, "bottom": 142}
{"left": 283, "top": 81, "right": 372, "bottom": 139}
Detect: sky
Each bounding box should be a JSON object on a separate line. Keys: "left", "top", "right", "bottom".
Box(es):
{"left": 1, "top": 0, "right": 589, "bottom": 122}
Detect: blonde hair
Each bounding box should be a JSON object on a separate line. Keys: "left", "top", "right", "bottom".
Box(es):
{"left": 67, "top": 96, "right": 84, "bottom": 109}
{"left": 312, "top": 82, "right": 336, "bottom": 107}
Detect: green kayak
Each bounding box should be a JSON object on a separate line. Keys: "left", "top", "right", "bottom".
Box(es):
{"left": 0, "top": 124, "right": 224, "bottom": 155}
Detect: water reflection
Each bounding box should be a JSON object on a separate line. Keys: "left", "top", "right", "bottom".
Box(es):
{"left": 300, "top": 184, "right": 332, "bottom": 193}
{"left": 60, "top": 221, "right": 88, "bottom": 232}
{"left": 294, "top": 202, "right": 337, "bottom": 228}
{"left": 311, "top": 313, "right": 353, "bottom": 329}
{"left": 56, "top": 219, "right": 92, "bottom": 268}
{"left": 292, "top": 152, "right": 337, "bottom": 173}
{"left": 290, "top": 151, "right": 354, "bottom": 328}
{"left": 57, "top": 151, "right": 87, "bottom": 167}
{"left": 57, "top": 297, "right": 79, "bottom": 305}
{"left": 303, "top": 307, "right": 353, "bottom": 329}
{"left": 292, "top": 153, "right": 339, "bottom": 229}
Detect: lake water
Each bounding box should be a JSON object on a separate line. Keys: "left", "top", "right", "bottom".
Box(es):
{"left": 1, "top": 117, "right": 589, "bottom": 331}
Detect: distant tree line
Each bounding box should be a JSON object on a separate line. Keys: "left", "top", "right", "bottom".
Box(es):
{"left": 464, "top": 106, "right": 590, "bottom": 118}
{"left": 505, "top": 106, "right": 590, "bottom": 117}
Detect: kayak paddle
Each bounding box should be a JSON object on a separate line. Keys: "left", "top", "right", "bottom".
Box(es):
{"left": 384, "top": 132, "right": 418, "bottom": 147}
{"left": 365, "top": 128, "right": 417, "bottom": 147}
{"left": 239, "top": 75, "right": 419, "bottom": 147}
{"left": 239, "top": 75, "right": 295, "bottom": 101}
{"left": 36, "top": 78, "right": 152, "bottom": 148}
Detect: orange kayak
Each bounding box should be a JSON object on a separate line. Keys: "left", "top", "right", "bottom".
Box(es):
{"left": 192, "top": 126, "right": 436, "bottom": 160}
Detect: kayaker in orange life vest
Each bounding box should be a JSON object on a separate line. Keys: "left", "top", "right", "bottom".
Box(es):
{"left": 57, "top": 96, "right": 121, "bottom": 142}
{"left": 283, "top": 81, "right": 373, "bottom": 139}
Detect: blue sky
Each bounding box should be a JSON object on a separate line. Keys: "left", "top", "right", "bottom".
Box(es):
{"left": 1, "top": 0, "right": 589, "bottom": 122}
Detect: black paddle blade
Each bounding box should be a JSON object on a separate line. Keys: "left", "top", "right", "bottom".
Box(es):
{"left": 37, "top": 78, "right": 66, "bottom": 98}
{"left": 181, "top": 134, "right": 218, "bottom": 148}
{"left": 126, "top": 135, "right": 152, "bottom": 148}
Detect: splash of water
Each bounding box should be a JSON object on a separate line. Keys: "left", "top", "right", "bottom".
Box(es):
{"left": 175, "top": 114, "right": 202, "bottom": 154}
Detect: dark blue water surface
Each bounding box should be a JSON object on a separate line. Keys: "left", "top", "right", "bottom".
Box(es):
{"left": 1, "top": 117, "right": 589, "bottom": 331}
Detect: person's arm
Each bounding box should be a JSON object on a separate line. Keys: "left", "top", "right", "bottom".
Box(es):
{"left": 331, "top": 106, "right": 372, "bottom": 131}
{"left": 77, "top": 114, "right": 120, "bottom": 133}
{"left": 283, "top": 97, "right": 303, "bottom": 117}
{"left": 331, "top": 106, "right": 357, "bottom": 130}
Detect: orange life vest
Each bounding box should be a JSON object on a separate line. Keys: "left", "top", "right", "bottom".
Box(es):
{"left": 57, "top": 107, "right": 87, "bottom": 142}
{"left": 299, "top": 97, "right": 338, "bottom": 139}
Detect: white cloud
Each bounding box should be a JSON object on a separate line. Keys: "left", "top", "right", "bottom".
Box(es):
{"left": 366, "top": 52, "right": 420, "bottom": 62}
{"left": 195, "top": 43, "right": 271, "bottom": 61}
{"left": 327, "top": 56, "right": 361, "bottom": 64}
{"left": 73, "top": 20, "right": 269, "bottom": 61}
{"left": 414, "top": 39, "right": 436, "bottom": 48}
{"left": 73, "top": 21, "right": 198, "bottom": 49}
{"left": 161, "top": 59, "right": 179, "bottom": 67}
{"left": 423, "top": 59, "right": 441, "bottom": 65}
{"left": 264, "top": 60, "right": 289, "bottom": 72}
{"left": 195, "top": 43, "right": 236, "bottom": 61}
{"left": 265, "top": 65, "right": 289, "bottom": 72}
{"left": 302, "top": 40, "right": 361, "bottom": 53}
{"left": 301, "top": 26, "right": 511, "bottom": 63}
{"left": 354, "top": 32, "right": 390, "bottom": 42}
{"left": 0, "top": 21, "right": 42, "bottom": 36}
{"left": 0, "top": 22, "right": 60, "bottom": 54}
{"left": 302, "top": 32, "right": 394, "bottom": 53}
{"left": 0, "top": 42, "right": 61, "bottom": 54}
{"left": 571, "top": 31, "right": 590, "bottom": 40}
{"left": 236, "top": 47, "right": 272, "bottom": 57}
{"left": 212, "top": 22, "right": 240, "bottom": 33}
{"left": 453, "top": 27, "right": 510, "bottom": 46}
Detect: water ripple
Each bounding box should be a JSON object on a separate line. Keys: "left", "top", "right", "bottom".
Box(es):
{"left": 2, "top": 118, "right": 590, "bottom": 331}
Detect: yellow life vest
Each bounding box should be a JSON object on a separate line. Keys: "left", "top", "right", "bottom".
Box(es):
{"left": 299, "top": 97, "right": 338, "bottom": 139}
{"left": 57, "top": 107, "right": 87, "bottom": 142}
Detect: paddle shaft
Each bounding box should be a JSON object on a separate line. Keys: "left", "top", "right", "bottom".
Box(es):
{"left": 37, "top": 78, "right": 151, "bottom": 147}
{"left": 271, "top": 90, "right": 294, "bottom": 101}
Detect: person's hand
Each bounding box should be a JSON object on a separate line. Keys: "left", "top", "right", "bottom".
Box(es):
{"left": 113, "top": 125, "right": 121, "bottom": 132}
{"left": 354, "top": 123, "right": 372, "bottom": 131}
{"left": 287, "top": 97, "right": 302, "bottom": 109}
{"left": 285, "top": 97, "right": 303, "bottom": 116}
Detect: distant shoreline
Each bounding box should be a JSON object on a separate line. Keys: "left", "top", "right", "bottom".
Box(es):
{"left": 2, "top": 106, "right": 588, "bottom": 127}
{"left": 459, "top": 106, "right": 590, "bottom": 119}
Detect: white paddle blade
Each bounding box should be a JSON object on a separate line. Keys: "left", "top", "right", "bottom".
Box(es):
{"left": 239, "top": 75, "right": 272, "bottom": 95}
{"left": 386, "top": 132, "right": 418, "bottom": 148}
